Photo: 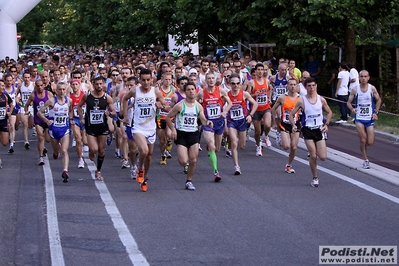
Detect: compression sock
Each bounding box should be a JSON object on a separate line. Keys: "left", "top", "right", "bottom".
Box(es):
{"left": 97, "top": 155, "right": 105, "bottom": 171}
{"left": 208, "top": 151, "right": 218, "bottom": 173}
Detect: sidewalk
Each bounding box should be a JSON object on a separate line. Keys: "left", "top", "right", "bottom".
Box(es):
{"left": 263, "top": 125, "right": 399, "bottom": 187}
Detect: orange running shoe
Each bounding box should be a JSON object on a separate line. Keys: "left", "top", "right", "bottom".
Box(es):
{"left": 140, "top": 179, "right": 148, "bottom": 192}
{"left": 136, "top": 169, "right": 145, "bottom": 183}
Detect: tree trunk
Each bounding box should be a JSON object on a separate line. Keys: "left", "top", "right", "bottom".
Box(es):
{"left": 344, "top": 18, "right": 357, "bottom": 65}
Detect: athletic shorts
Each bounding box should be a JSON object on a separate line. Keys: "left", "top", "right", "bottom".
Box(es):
{"left": 156, "top": 119, "right": 167, "bottom": 130}
{"left": 49, "top": 127, "right": 70, "bottom": 140}
{"left": 73, "top": 117, "right": 85, "bottom": 131}
{"left": 202, "top": 117, "right": 225, "bottom": 135}
{"left": 86, "top": 126, "right": 109, "bottom": 137}
{"left": 301, "top": 127, "right": 324, "bottom": 142}
{"left": 355, "top": 119, "right": 374, "bottom": 128}
{"left": 125, "top": 126, "right": 134, "bottom": 141}
{"left": 132, "top": 129, "right": 156, "bottom": 145}
{"left": 0, "top": 123, "right": 8, "bottom": 132}
{"left": 252, "top": 109, "right": 271, "bottom": 121}
{"left": 227, "top": 118, "right": 247, "bottom": 132}
{"left": 279, "top": 122, "right": 301, "bottom": 134}
{"left": 175, "top": 130, "right": 200, "bottom": 148}
{"left": 35, "top": 122, "right": 48, "bottom": 129}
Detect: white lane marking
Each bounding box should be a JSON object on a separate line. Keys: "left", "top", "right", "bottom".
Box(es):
{"left": 43, "top": 157, "right": 66, "bottom": 266}
{"left": 250, "top": 136, "right": 399, "bottom": 205}
{"left": 83, "top": 155, "right": 149, "bottom": 266}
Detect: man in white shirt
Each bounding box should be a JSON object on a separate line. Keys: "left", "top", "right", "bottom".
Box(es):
{"left": 335, "top": 62, "right": 350, "bottom": 123}
{"left": 348, "top": 62, "right": 359, "bottom": 93}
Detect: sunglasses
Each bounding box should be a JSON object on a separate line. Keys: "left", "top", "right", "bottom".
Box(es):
{"left": 112, "top": 74, "right": 119, "bottom": 77}
{"left": 231, "top": 82, "right": 240, "bottom": 85}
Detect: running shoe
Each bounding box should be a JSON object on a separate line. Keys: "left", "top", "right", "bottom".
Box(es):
{"left": 335, "top": 119, "right": 347, "bottom": 124}
{"left": 39, "top": 157, "right": 45, "bottom": 166}
{"left": 24, "top": 142, "right": 30, "bottom": 150}
{"left": 221, "top": 137, "right": 226, "bottom": 148}
{"left": 95, "top": 170, "right": 104, "bottom": 181}
{"left": 198, "top": 144, "right": 202, "bottom": 151}
{"left": 122, "top": 159, "right": 130, "bottom": 169}
{"left": 263, "top": 135, "right": 272, "bottom": 147}
{"left": 32, "top": 128, "right": 37, "bottom": 136}
{"left": 214, "top": 171, "right": 222, "bottom": 182}
{"left": 362, "top": 160, "right": 370, "bottom": 169}
{"left": 256, "top": 145, "right": 262, "bottom": 156}
{"left": 140, "top": 179, "right": 148, "bottom": 192}
{"left": 226, "top": 149, "right": 232, "bottom": 158}
{"left": 72, "top": 139, "right": 76, "bottom": 147}
{"left": 160, "top": 156, "right": 167, "bottom": 165}
{"left": 0, "top": 159, "right": 2, "bottom": 169}
{"left": 183, "top": 164, "right": 189, "bottom": 174}
{"left": 43, "top": 147, "right": 48, "bottom": 157}
{"left": 115, "top": 150, "right": 122, "bottom": 158}
{"left": 185, "top": 181, "right": 196, "bottom": 191}
{"left": 78, "top": 158, "right": 85, "bottom": 169}
{"left": 53, "top": 152, "right": 59, "bottom": 160}
{"left": 130, "top": 165, "right": 137, "bottom": 179}
{"left": 285, "top": 164, "right": 295, "bottom": 174}
{"left": 83, "top": 145, "right": 89, "bottom": 152}
{"left": 234, "top": 165, "right": 241, "bottom": 175}
{"left": 276, "top": 131, "right": 281, "bottom": 146}
{"left": 106, "top": 134, "right": 113, "bottom": 145}
{"left": 62, "top": 170, "right": 69, "bottom": 183}
{"left": 311, "top": 178, "right": 319, "bottom": 188}
{"left": 164, "top": 150, "right": 172, "bottom": 159}
{"left": 136, "top": 169, "right": 145, "bottom": 183}
{"left": 8, "top": 146, "right": 14, "bottom": 154}
{"left": 166, "top": 140, "right": 172, "bottom": 151}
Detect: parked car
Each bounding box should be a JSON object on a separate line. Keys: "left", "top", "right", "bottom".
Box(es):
{"left": 53, "top": 46, "right": 69, "bottom": 53}
{"left": 24, "top": 44, "right": 53, "bottom": 54}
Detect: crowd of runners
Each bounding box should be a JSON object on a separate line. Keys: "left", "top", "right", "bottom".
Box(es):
{"left": 0, "top": 49, "right": 381, "bottom": 191}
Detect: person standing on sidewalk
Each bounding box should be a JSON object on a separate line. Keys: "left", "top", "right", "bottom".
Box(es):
{"left": 347, "top": 70, "right": 382, "bottom": 169}
{"left": 335, "top": 62, "right": 350, "bottom": 124}
{"left": 289, "top": 77, "right": 332, "bottom": 188}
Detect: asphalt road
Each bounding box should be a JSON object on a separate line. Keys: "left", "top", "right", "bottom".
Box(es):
{"left": 0, "top": 126, "right": 398, "bottom": 266}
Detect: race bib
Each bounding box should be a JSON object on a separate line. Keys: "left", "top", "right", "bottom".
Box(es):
{"left": 0, "top": 107, "right": 6, "bottom": 120}
{"left": 276, "top": 87, "right": 286, "bottom": 96}
{"left": 182, "top": 114, "right": 197, "bottom": 131}
{"left": 357, "top": 103, "right": 372, "bottom": 119}
{"left": 53, "top": 115, "right": 67, "bottom": 127}
{"left": 90, "top": 110, "right": 104, "bottom": 124}
{"left": 230, "top": 106, "right": 244, "bottom": 120}
{"left": 206, "top": 104, "right": 221, "bottom": 119}
{"left": 257, "top": 95, "right": 268, "bottom": 104}
{"left": 306, "top": 113, "right": 322, "bottom": 128}
{"left": 138, "top": 103, "right": 152, "bottom": 119}
{"left": 73, "top": 105, "right": 86, "bottom": 117}
{"left": 22, "top": 92, "right": 30, "bottom": 102}
{"left": 283, "top": 110, "right": 295, "bottom": 123}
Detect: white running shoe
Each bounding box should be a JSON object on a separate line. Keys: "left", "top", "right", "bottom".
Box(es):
{"left": 78, "top": 158, "right": 85, "bottom": 168}
{"left": 362, "top": 160, "right": 370, "bottom": 169}
{"left": 276, "top": 131, "right": 281, "bottom": 146}
{"left": 198, "top": 144, "right": 202, "bottom": 151}
{"left": 83, "top": 145, "right": 89, "bottom": 152}
{"left": 256, "top": 146, "right": 262, "bottom": 156}
{"left": 311, "top": 178, "right": 319, "bottom": 188}
{"left": 263, "top": 136, "right": 272, "bottom": 147}
{"left": 234, "top": 165, "right": 241, "bottom": 175}
{"left": 285, "top": 164, "right": 295, "bottom": 174}
{"left": 164, "top": 150, "right": 172, "bottom": 159}
{"left": 185, "top": 181, "right": 196, "bottom": 191}
{"left": 72, "top": 139, "right": 76, "bottom": 147}
{"left": 122, "top": 159, "right": 130, "bottom": 169}
{"left": 130, "top": 165, "right": 138, "bottom": 179}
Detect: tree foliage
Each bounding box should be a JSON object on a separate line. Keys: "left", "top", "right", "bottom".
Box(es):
{"left": 18, "top": 0, "right": 399, "bottom": 60}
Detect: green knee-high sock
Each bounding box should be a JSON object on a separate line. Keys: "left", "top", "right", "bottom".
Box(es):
{"left": 208, "top": 151, "right": 218, "bottom": 173}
